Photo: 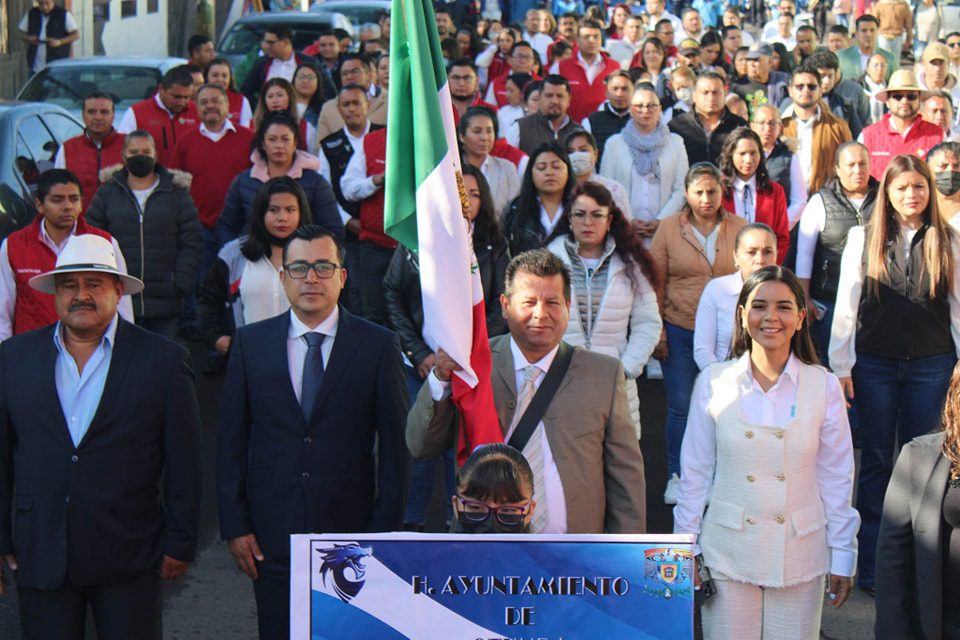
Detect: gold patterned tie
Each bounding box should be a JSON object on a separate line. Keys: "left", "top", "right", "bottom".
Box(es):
{"left": 509, "top": 365, "right": 549, "bottom": 533}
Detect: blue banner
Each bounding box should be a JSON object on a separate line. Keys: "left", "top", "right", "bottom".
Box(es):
{"left": 290, "top": 533, "right": 695, "bottom": 639}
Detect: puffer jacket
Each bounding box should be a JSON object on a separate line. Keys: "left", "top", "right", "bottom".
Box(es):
{"left": 214, "top": 151, "right": 342, "bottom": 248}
{"left": 384, "top": 240, "right": 510, "bottom": 366}
{"left": 87, "top": 165, "right": 202, "bottom": 319}
{"left": 547, "top": 235, "right": 662, "bottom": 439}
{"left": 649, "top": 208, "right": 745, "bottom": 332}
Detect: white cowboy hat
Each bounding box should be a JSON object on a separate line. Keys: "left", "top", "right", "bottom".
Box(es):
{"left": 875, "top": 69, "right": 929, "bottom": 103}
{"left": 29, "top": 234, "right": 144, "bottom": 295}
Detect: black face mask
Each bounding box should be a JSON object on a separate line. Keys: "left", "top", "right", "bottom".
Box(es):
{"left": 449, "top": 514, "right": 530, "bottom": 534}
{"left": 126, "top": 155, "right": 156, "bottom": 178}
{"left": 936, "top": 170, "right": 960, "bottom": 197}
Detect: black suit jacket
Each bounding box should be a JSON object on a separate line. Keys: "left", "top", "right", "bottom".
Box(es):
{"left": 216, "top": 308, "right": 409, "bottom": 559}
{"left": 0, "top": 319, "right": 202, "bottom": 589}
{"left": 240, "top": 51, "right": 319, "bottom": 105}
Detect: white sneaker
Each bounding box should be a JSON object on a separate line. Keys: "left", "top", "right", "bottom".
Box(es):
{"left": 663, "top": 473, "right": 681, "bottom": 505}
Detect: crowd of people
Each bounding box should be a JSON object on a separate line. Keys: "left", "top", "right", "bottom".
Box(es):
{"left": 5, "top": 0, "right": 960, "bottom": 638}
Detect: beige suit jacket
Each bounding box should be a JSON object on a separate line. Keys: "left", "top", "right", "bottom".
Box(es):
{"left": 315, "top": 90, "right": 387, "bottom": 143}
{"left": 406, "top": 336, "right": 647, "bottom": 534}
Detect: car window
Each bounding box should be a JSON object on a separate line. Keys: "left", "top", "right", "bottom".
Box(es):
{"left": 18, "top": 66, "right": 162, "bottom": 113}
{"left": 15, "top": 116, "right": 57, "bottom": 194}
{"left": 219, "top": 24, "right": 263, "bottom": 55}
{"left": 43, "top": 112, "right": 84, "bottom": 144}
{"left": 315, "top": 6, "right": 387, "bottom": 28}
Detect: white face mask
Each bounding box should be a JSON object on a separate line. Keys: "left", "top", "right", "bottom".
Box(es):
{"left": 675, "top": 86, "right": 694, "bottom": 105}
{"left": 568, "top": 150, "right": 595, "bottom": 176}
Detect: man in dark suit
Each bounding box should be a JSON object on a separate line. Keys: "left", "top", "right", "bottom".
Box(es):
{"left": 0, "top": 234, "right": 202, "bottom": 639}
{"left": 217, "top": 224, "right": 408, "bottom": 640}
{"left": 239, "top": 23, "right": 319, "bottom": 105}
{"left": 407, "top": 249, "right": 647, "bottom": 534}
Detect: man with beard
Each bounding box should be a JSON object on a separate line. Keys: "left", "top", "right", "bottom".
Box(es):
{"left": 804, "top": 50, "right": 871, "bottom": 140}
{"left": 407, "top": 249, "right": 646, "bottom": 535}
{"left": 448, "top": 59, "right": 498, "bottom": 118}
{"left": 582, "top": 71, "right": 633, "bottom": 164}
{"left": 171, "top": 84, "right": 255, "bottom": 289}
{"left": 781, "top": 67, "right": 852, "bottom": 194}
{"left": 506, "top": 75, "right": 582, "bottom": 156}
{"left": 54, "top": 92, "right": 126, "bottom": 216}
{"left": 858, "top": 69, "right": 943, "bottom": 180}
{"left": 669, "top": 72, "right": 747, "bottom": 165}
{"left": 732, "top": 43, "right": 790, "bottom": 116}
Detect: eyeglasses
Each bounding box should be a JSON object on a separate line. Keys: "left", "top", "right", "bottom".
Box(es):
{"left": 948, "top": 42, "right": 960, "bottom": 48}
{"left": 889, "top": 92, "right": 919, "bottom": 101}
{"left": 448, "top": 74, "right": 476, "bottom": 82}
{"left": 262, "top": 37, "right": 279, "bottom": 47}
{"left": 631, "top": 103, "right": 660, "bottom": 111}
{"left": 792, "top": 83, "right": 819, "bottom": 91}
{"left": 284, "top": 261, "right": 341, "bottom": 279}
{"left": 752, "top": 120, "right": 780, "bottom": 128}
{"left": 512, "top": 53, "right": 534, "bottom": 61}
{"left": 455, "top": 495, "right": 532, "bottom": 526}
{"left": 571, "top": 211, "right": 610, "bottom": 221}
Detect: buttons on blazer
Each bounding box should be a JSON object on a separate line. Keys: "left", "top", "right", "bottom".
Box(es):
{"left": 774, "top": 430, "right": 785, "bottom": 439}
{"left": 507, "top": 399, "right": 516, "bottom": 409}
{"left": 745, "top": 430, "right": 754, "bottom": 438}
{"left": 775, "top": 515, "right": 785, "bottom": 524}
{"left": 302, "top": 472, "right": 310, "bottom": 479}
{"left": 746, "top": 474, "right": 755, "bottom": 482}
{"left": 303, "top": 436, "right": 312, "bottom": 443}
{"left": 746, "top": 516, "right": 756, "bottom": 524}
{"left": 70, "top": 455, "right": 78, "bottom": 462}
{"left": 776, "top": 473, "right": 785, "bottom": 481}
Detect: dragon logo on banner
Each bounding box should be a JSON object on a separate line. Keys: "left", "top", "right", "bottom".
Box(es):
{"left": 317, "top": 543, "right": 372, "bottom": 603}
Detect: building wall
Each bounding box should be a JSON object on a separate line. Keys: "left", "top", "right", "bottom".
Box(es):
{"left": 73, "top": 0, "right": 169, "bottom": 57}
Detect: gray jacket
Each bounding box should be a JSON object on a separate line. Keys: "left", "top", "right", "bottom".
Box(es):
{"left": 87, "top": 165, "right": 202, "bottom": 319}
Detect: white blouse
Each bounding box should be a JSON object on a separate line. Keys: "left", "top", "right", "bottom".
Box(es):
{"left": 693, "top": 272, "right": 744, "bottom": 370}
{"left": 240, "top": 257, "right": 290, "bottom": 326}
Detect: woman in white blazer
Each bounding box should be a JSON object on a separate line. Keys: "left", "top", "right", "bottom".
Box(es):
{"left": 675, "top": 266, "right": 859, "bottom": 640}
{"left": 599, "top": 82, "right": 689, "bottom": 244}
{"left": 546, "top": 181, "right": 662, "bottom": 439}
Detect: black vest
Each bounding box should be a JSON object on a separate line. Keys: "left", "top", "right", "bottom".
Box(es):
{"left": 319, "top": 124, "right": 383, "bottom": 218}
{"left": 766, "top": 142, "right": 793, "bottom": 202}
{"left": 515, "top": 114, "right": 582, "bottom": 157}
{"left": 810, "top": 178, "right": 878, "bottom": 302}
{"left": 856, "top": 224, "right": 953, "bottom": 360}
{"left": 26, "top": 6, "right": 71, "bottom": 70}
{"left": 586, "top": 103, "right": 629, "bottom": 164}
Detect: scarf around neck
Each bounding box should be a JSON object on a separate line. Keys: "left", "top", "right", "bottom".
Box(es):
{"left": 621, "top": 118, "right": 668, "bottom": 179}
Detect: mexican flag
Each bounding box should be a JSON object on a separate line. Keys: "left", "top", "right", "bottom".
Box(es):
{"left": 384, "top": 0, "right": 501, "bottom": 463}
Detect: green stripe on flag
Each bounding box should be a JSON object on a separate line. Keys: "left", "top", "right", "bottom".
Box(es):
{"left": 384, "top": 0, "right": 452, "bottom": 253}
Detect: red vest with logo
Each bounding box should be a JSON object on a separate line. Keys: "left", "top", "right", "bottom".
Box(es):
{"left": 359, "top": 129, "right": 397, "bottom": 249}
{"left": 861, "top": 114, "right": 944, "bottom": 181}
{"left": 7, "top": 216, "right": 113, "bottom": 335}
{"left": 62, "top": 129, "right": 126, "bottom": 215}
{"left": 227, "top": 90, "right": 246, "bottom": 127}
{"left": 558, "top": 56, "right": 620, "bottom": 122}
{"left": 130, "top": 97, "right": 200, "bottom": 167}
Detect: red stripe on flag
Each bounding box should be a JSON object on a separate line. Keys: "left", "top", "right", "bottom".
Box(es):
{"left": 452, "top": 299, "right": 502, "bottom": 465}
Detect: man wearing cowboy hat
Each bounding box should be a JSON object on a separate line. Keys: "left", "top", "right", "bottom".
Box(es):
{"left": 858, "top": 69, "right": 944, "bottom": 180}
{"left": 0, "top": 234, "right": 202, "bottom": 639}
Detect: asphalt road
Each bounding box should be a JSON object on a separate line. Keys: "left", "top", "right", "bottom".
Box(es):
{"left": 0, "top": 342, "right": 876, "bottom": 639}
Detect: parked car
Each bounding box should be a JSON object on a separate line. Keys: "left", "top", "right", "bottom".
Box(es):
{"left": 0, "top": 101, "right": 84, "bottom": 237}
{"left": 217, "top": 11, "right": 354, "bottom": 71}
{"left": 310, "top": 0, "right": 390, "bottom": 29}
{"left": 16, "top": 57, "right": 189, "bottom": 128}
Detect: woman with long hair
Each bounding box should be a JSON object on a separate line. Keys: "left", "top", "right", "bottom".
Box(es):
{"left": 199, "top": 176, "right": 313, "bottom": 356}
{"left": 607, "top": 3, "right": 631, "bottom": 40}
{"left": 216, "top": 112, "right": 340, "bottom": 248}
{"left": 385, "top": 165, "right": 509, "bottom": 531}
{"left": 876, "top": 358, "right": 960, "bottom": 639}
{"left": 546, "top": 182, "right": 662, "bottom": 439}
{"left": 831, "top": 153, "right": 960, "bottom": 594}
{"left": 629, "top": 37, "right": 669, "bottom": 85}
{"left": 718, "top": 127, "right": 790, "bottom": 262}
{"left": 699, "top": 31, "right": 726, "bottom": 72}
{"left": 693, "top": 222, "right": 778, "bottom": 369}
{"left": 502, "top": 142, "right": 575, "bottom": 256}
{"left": 292, "top": 62, "right": 325, "bottom": 128}
{"left": 204, "top": 56, "right": 253, "bottom": 127}
{"left": 252, "top": 77, "right": 315, "bottom": 153}
{"left": 650, "top": 163, "right": 747, "bottom": 504}
{"left": 677, "top": 265, "right": 859, "bottom": 639}
{"left": 459, "top": 107, "right": 520, "bottom": 217}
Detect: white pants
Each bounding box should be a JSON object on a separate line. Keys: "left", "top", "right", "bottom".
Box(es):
{"left": 701, "top": 572, "right": 826, "bottom": 640}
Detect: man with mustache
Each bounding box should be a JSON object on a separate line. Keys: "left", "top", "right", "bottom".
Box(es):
{"left": 0, "top": 169, "right": 132, "bottom": 341}
{"left": 0, "top": 234, "right": 202, "bottom": 639}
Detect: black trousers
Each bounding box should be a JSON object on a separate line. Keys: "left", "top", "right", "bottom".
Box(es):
{"left": 17, "top": 568, "right": 161, "bottom": 640}
{"left": 356, "top": 241, "right": 396, "bottom": 327}
{"left": 252, "top": 554, "right": 291, "bottom": 640}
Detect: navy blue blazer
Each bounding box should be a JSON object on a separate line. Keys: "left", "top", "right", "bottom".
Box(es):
{"left": 216, "top": 307, "right": 409, "bottom": 558}
{"left": 0, "top": 319, "right": 203, "bottom": 589}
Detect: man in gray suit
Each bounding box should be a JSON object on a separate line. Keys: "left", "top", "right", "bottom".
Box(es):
{"left": 406, "top": 249, "right": 646, "bottom": 534}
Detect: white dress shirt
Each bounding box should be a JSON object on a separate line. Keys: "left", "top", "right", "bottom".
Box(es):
{"left": 793, "top": 108, "right": 820, "bottom": 189}
{"left": 732, "top": 175, "right": 758, "bottom": 223}
{"left": 674, "top": 353, "right": 860, "bottom": 576}
{"left": 0, "top": 223, "right": 133, "bottom": 341}
{"left": 690, "top": 222, "right": 720, "bottom": 266}
{"left": 505, "top": 115, "right": 571, "bottom": 149}
{"left": 549, "top": 52, "right": 606, "bottom": 84}
{"left": 795, "top": 191, "right": 866, "bottom": 280}
{"left": 523, "top": 31, "right": 554, "bottom": 63}
{"left": 629, "top": 170, "right": 660, "bottom": 224}
{"left": 199, "top": 118, "right": 236, "bottom": 143}
{"left": 319, "top": 122, "right": 372, "bottom": 223}
{"left": 539, "top": 201, "right": 563, "bottom": 237}
{"left": 341, "top": 142, "right": 382, "bottom": 202}
{"left": 240, "top": 258, "right": 289, "bottom": 326}
{"left": 692, "top": 272, "right": 743, "bottom": 369}
{"left": 829, "top": 226, "right": 960, "bottom": 378}
{"left": 265, "top": 53, "right": 298, "bottom": 83}
{"left": 428, "top": 337, "right": 569, "bottom": 533}
{"left": 765, "top": 149, "right": 807, "bottom": 228}
{"left": 287, "top": 306, "right": 339, "bottom": 404}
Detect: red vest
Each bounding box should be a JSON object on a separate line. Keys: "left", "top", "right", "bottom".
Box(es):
{"left": 488, "top": 52, "right": 510, "bottom": 84}
{"left": 130, "top": 97, "right": 200, "bottom": 167}
{"left": 862, "top": 114, "right": 944, "bottom": 180}
{"left": 558, "top": 56, "right": 621, "bottom": 122}
{"left": 62, "top": 129, "right": 125, "bottom": 215}
{"left": 491, "top": 138, "right": 527, "bottom": 169}
{"left": 227, "top": 90, "right": 246, "bottom": 127}
{"left": 6, "top": 216, "right": 113, "bottom": 335}
{"left": 359, "top": 129, "right": 397, "bottom": 249}
{"left": 489, "top": 73, "right": 541, "bottom": 107}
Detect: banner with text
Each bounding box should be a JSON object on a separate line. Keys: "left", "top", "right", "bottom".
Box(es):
{"left": 290, "top": 533, "right": 695, "bottom": 640}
